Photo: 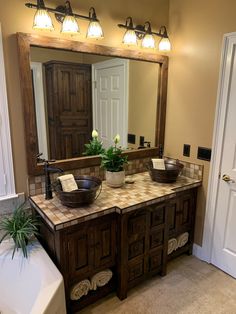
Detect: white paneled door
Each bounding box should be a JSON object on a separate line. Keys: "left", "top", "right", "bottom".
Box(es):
{"left": 211, "top": 34, "right": 236, "bottom": 277}
{"left": 92, "top": 58, "right": 128, "bottom": 148}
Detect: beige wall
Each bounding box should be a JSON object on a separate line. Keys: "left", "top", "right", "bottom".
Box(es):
{"left": 166, "top": 0, "right": 236, "bottom": 245}
{"left": 0, "top": 0, "right": 169, "bottom": 194}
{"left": 128, "top": 60, "right": 159, "bottom": 148}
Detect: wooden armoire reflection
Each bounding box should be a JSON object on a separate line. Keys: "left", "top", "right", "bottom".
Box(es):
{"left": 44, "top": 61, "right": 92, "bottom": 160}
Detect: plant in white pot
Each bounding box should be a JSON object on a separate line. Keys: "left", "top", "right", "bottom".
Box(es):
{"left": 100, "top": 135, "right": 128, "bottom": 187}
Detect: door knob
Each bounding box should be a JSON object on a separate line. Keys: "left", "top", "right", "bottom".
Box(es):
{"left": 222, "top": 174, "right": 235, "bottom": 183}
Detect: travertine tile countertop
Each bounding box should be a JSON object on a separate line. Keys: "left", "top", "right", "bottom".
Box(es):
{"left": 30, "top": 172, "right": 201, "bottom": 231}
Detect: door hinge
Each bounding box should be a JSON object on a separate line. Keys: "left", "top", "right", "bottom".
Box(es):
{"left": 94, "top": 81, "right": 97, "bottom": 89}
{"left": 3, "top": 174, "right": 7, "bottom": 185}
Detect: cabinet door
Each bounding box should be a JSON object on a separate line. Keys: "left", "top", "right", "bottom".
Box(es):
{"left": 178, "top": 190, "right": 195, "bottom": 233}
{"left": 67, "top": 226, "right": 94, "bottom": 279}
{"left": 167, "top": 198, "right": 180, "bottom": 237}
{"left": 94, "top": 216, "right": 116, "bottom": 269}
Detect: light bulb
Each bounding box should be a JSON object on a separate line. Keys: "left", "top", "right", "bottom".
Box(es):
{"left": 141, "top": 34, "right": 155, "bottom": 49}
{"left": 123, "top": 29, "right": 137, "bottom": 46}
{"left": 33, "top": 9, "right": 54, "bottom": 30}
{"left": 159, "top": 37, "right": 171, "bottom": 51}
{"left": 87, "top": 21, "right": 104, "bottom": 39}
{"left": 61, "top": 15, "right": 80, "bottom": 34}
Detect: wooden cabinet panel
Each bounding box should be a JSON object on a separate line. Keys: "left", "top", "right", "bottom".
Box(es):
{"left": 94, "top": 218, "right": 116, "bottom": 269}
{"left": 148, "top": 250, "right": 163, "bottom": 272}
{"left": 150, "top": 204, "right": 165, "bottom": 227}
{"left": 167, "top": 198, "right": 179, "bottom": 237}
{"left": 67, "top": 226, "right": 94, "bottom": 279}
{"left": 178, "top": 191, "right": 194, "bottom": 232}
{"left": 44, "top": 61, "right": 92, "bottom": 160}
{"left": 128, "top": 238, "right": 145, "bottom": 260}
{"left": 150, "top": 229, "right": 164, "bottom": 249}
{"left": 128, "top": 214, "right": 146, "bottom": 235}
{"left": 128, "top": 259, "right": 144, "bottom": 282}
{"left": 167, "top": 188, "right": 197, "bottom": 260}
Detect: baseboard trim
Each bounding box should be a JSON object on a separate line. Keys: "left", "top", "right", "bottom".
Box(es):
{"left": 193, "top": 243, "right": 208, "bottom": 261}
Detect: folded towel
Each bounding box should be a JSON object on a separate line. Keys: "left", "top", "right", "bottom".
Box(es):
{"left": 177, "top": 232, "right": 189, "bottom": 248}
{"left": 58, "top": 174, "right": 78, "bottom": 192}
{"left": 152, "top": 158, "right": 165, "bottom": 170}
{"left": 70, "top": 279, "right": 90, "bottom": 300}
{"left": 168, "top": 238, "right": 178, "bottom": 255}
{"left": 90, "top": 269, "right": 113, "bottom": 290}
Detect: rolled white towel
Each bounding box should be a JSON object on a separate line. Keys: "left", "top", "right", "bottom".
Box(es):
{"left": 177, "top": 232, "right": 189, "bottom": 248}
{"left": 70, "top": 279, "right": 90, "bottom": 300}
{"left": 58, "top": 174, "right": 78, "bottom": 192}
{"left": 90, "top": 269, "right": 113, "bottom": 290}
{"left": 168, "top": 238, "right": 178, "bottom": 255}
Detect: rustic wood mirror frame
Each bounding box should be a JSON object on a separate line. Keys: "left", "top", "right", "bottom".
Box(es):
{"left": 17, "top": 32, "right": 168, "bottom": 176}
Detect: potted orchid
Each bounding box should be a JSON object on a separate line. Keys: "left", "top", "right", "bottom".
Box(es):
{"left": 100, "top": 134, "right": 128, "bottom": 187}
{"left": 83, "top": 129, "right": 105, "bottom": 156}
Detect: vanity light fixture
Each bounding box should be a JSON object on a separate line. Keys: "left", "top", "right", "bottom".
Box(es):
{"left": 141, "top": 22, "right": 155, "bottom": 49}
{"left": 122, "top": 17, "right": 138, "bottom": 46}
{"left": 86, "top": 7, "right": 104, "bottom": 39}
{"left": 32, "top": 0, "right": 54, "bottom": 30}
{"left": 60, "top": 1, "right": 79, "bottom": 34}
{"left": 25, "top": 0, "right": 104, "bottom": 38}
{"left": 118, "top": 18, "right": 171, "bottom": 51}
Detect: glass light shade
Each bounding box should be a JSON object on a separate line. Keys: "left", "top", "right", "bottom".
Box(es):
{"left": 141, "top": 34, "right": 155, "bottom": 49}
{"left": 159, "top": 37, "right": 171, "bottom": 51}
{"left": 33, "top": 9, "right": 54, "bottom": 30}
{"left": 61, "top": 15, "right": 80, "bottom": 34}
{"left": 87, "top": 21, "right": 104, "bottom": 39}
{"left": 122, "top": 29, "right": 137, "bottom": 46}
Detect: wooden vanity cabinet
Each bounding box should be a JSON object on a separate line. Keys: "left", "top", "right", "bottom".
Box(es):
{"left": 117, "top": 201, "right": 169, "bottom": 300}
{"left": 34, "top": 187, "right": 198, "bottom": 311}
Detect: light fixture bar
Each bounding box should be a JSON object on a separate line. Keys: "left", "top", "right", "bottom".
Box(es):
{"left": 118, "top": 22, "right": 168, "bottom": 38}
{"left": 25, "top": 2, "right": 99, "bottom": 22}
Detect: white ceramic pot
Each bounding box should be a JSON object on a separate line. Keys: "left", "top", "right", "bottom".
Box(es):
{"left": 105, "top": 170, "right": 125, "bottom": 188}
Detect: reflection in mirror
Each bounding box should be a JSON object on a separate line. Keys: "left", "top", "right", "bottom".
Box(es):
{"left": 30, "top": 47, "right": 159, "bottom": 162}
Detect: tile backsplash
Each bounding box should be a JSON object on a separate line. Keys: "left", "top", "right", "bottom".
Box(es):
{"left": 28, "top": 157, "right": 152, "bottom": 196}
{"left": 28, "top": 157, "right": 203, "bottom": 196}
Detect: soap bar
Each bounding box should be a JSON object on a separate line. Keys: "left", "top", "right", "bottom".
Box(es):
{"left": 152, "top": 158, "right": 165, "bottom": 170}
{"left": 58, "top": 174, "right": 78, "bottom": 192}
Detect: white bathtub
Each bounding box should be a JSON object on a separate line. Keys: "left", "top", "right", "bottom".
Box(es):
{"left": 0, "top": 239, "right": 66, "bottom": 314}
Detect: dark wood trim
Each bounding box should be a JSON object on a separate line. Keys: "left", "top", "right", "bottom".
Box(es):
{"left": 17, "top": 32, "right": 169, "bottom": 175}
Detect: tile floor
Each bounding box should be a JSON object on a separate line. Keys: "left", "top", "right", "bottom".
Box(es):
{"left": 79, "top": 255, "right": 236, "bottom": 314}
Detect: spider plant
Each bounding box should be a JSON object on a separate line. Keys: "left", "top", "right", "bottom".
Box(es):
{"left": 0, "top": 203, "right": 39, "bottom": 259}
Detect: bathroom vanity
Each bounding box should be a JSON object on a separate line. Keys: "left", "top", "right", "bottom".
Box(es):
{"left": 30, "top": 172, "right": 201, "bottom": 313}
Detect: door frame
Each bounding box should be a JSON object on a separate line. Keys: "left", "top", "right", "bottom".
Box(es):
{"left": 30, "top": 62, "right": 49, "bottom": 160}
{"left": 201, "top": 32, "right": 236, "bottom": 262}
{"left": 92, "top": 58, "right": 129, "bottom": 147}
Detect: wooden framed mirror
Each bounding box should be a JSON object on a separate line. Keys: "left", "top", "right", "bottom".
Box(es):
{"left": 17, "top": 32, "right": 168, "bottom": 175}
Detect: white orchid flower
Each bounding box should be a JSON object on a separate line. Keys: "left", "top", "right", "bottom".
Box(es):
{"left": 92, "top": 129, "right": 98, "bottom": 138}
{"left": 114, "top": 134, "right": 120, "bottom": 145}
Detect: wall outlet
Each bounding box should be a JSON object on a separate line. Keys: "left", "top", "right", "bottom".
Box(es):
{"left": 183, "top": 144, "right": 191, "bottom": 157}
{"left": 140, "top": 136, "right": 145, "bottom": 147}
{"left": 197, "top": 146, "right": 211, "bottom": 161}
{"left": 128, "top": 133, "right": 136, "bottom": 144}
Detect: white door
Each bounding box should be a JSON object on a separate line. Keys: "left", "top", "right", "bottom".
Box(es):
{"left": 92, "top": 58, "right": 128, "bottom": 148}
{"left": 211, "top": 34, "right": 236, "bottom": 277}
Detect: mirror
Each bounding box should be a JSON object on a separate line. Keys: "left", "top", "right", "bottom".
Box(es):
{"left": 17, "top": 33, "right": 168, "bottom": 175}
{"left": 30, "top": 46, "right": 160, "bottom": 161}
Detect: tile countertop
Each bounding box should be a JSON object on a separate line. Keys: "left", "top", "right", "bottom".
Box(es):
{"left": 29, "top": 172, "right": 201, "bottom": 231}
